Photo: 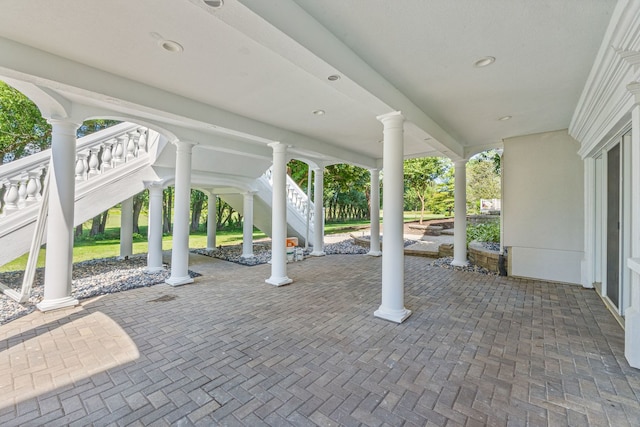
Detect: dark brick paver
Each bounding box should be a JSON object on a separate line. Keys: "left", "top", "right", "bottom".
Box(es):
{"left": 1, "top": 254, "right": 639, "bottom": 426}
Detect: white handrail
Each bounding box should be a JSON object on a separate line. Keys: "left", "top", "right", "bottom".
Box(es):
{"left": 264, "top": 167, "right": 315, "bottom": 223}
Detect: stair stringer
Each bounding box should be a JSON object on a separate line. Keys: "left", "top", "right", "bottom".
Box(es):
{"left": 219, "top": 176, "right": 313, "bottom": 247}
{"left": 0, "top": 163, "right": 160, "bottom": 267}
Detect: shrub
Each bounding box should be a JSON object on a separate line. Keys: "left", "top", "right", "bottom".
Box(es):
{"left": 466, "top": 221, "right": 500, "bottom": 245}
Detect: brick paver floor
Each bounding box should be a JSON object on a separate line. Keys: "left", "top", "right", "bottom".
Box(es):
{"left": 1, "top": 254, "right": 640, "bottom": 426}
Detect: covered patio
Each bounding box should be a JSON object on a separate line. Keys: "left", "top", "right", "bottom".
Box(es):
{"left": 1, "top": 254, "right": 639, "bottom": 426}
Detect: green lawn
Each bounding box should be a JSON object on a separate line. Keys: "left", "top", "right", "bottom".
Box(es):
{"left": 0, "top": 211, "right": 448, "bottom": 273}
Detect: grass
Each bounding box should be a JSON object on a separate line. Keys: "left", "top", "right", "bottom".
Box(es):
{"left": 0, "top": 210, "right": 448, "bottom": 272}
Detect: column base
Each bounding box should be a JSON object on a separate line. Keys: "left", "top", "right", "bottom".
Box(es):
{"left": 310, "top": 251, "right": 326, "bottom": 257}
{"left": 241, "top": 254, "right": 254, "bottom": 259}
{"left": 374, "top": 306, "right": 412, "bottom": 323}
{"left": 367, "top": 250, "right": 382, "bottom": 257}
{"left": 625, "top": 307, "right": 640, "bottom": 369}
{"left": 206, "top": 247, "right": 218, "bottom": 252}
{"left": 145, "top": 266, "right": 165, "bottom": 273}
{"left": 37, "top": 296, "right": 79, "bottom": 312}
{"left": 451, "top": 259, "right": 469, "bottom": 267}
{"left": 165, "top": 276, "right": 194, "bottom": 287}
{"left": 117, "top": 255, "right": 131, "bottom": 261}
{"left": 265, "top": 276, "right": 293, "bottom": 286}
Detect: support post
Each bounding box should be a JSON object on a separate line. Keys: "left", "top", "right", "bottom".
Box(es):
{"left": 146, "top": 183, "right": 164, "bottom": 272}
{"left": 166, "top": 141, "right": 196, "bottom": 286}
{"left": 305, "top": 166, "right": 312, "bottom": 250}
{"left": 242, "top": 191, "right": 255, "bottom": 258}
{"left": 368, "top": 168, "right": 382, "bottom": 256}
{"left": 207, "top": 193, "right": 217, "bottom": 250}
{"left": 374, "top": 111, "right": 411, "bottom": 323}
{"left": 452, "top": 159, "right": 469, "bottom": 267}
{"left": 37, "top": 119, "right": 80, "bottom": 312}
{"left": 311, "top": 166, "right": 325, "bottom": 256}
{"left": 266, "top": 142, "right": 292, "bottom": 286}
{"left": 625, "top": 84, "right": 640, "bottom": 368}
{"left": 119, "top": 196, "right": 133, "bottom": 259}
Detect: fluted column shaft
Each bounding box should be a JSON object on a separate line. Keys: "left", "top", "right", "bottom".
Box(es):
{"left": 147, "top": 183, "right": 164, "bottom": 272}
{"left": 266, "top": 142, "right": 292, "bottom": 286}
{"left": 311, "top": 167, "right": 325, "bottom": 256}
{"left": 207, "top": 193, "right": 217, "bottom": 250}
{"left": 452, "top": 160, "right": 469, "bottom": 266}
{"left": 374, "top": 112, "right": 411, "bottom": 323}
{"left": 368, "top": 168, "right": 382, "bottom": 256}
{"left": 242, "top": 191, "right": 255, "bottom": 258}
{"left": 166, "top": 141, "right": 195, "bottom": 286}
{"left": 38, "top": 119, "right": 80, "bottom": 312}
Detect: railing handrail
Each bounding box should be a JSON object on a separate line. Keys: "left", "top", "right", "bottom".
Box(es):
{"left": 0, "top": 122, "right": 141, "bottom": 180}
{"left": 264, "top": 167, "right": 315, "bottom": 221}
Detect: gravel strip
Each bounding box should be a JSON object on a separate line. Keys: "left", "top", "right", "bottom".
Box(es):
{"left": 0, "top": 256, "right": 200, "bottom": 325}
{"left": 432, "top": 256, "right": 498, "bottom": 275}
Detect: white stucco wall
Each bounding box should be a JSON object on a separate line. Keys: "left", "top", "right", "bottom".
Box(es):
{"left": 503, "top": 130, "right": 584, "bottom": 284}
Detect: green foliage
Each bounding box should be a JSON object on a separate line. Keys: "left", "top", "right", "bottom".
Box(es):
{"left": 466, "top": 151, "right": 501, "bottom": 214}
{"left": 0, "top": 81, "right": 51, "bottom": 163}
{"left": 403, "top": 157, "right": 451, "bottom": 223}
{"left": 466, "top": 221, "right": 500, "bottom": 245}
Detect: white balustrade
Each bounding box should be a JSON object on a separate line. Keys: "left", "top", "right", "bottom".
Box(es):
{"left": 264, "top": 167, "right": 315, "bottom": 224}
{"left": 0, "top": 124, "right": 152, "bottom": 217}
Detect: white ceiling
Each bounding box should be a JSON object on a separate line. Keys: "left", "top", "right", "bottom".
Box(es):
{"left": 0, "top": 0, "right": 616, "bottom": 163}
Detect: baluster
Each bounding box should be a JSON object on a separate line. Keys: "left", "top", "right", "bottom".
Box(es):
{"left": 87, "top": 149, "right": 100, "bottom": 176}
{"left": 75, "top": 153, "right": 88, "bottom": 181}
{"left": 113, "top": 135, "right": 127, "bottom": 165}
{"left": 3, "top": 179, "right": 20, "bottom": 212}
{"left": 137, "top": 129, "right": 148, "bottom": 154}
{"left": 126, "top": 131, "right": 138, "bottom": 160}
{"left": 26, "top": 168, "right": 44, "bottom": 202}
{"left": 17, "top": 174, "right": 28, "bottom": 209}
{"left": 101, "top": 139, "right": 114, "bottom": 171}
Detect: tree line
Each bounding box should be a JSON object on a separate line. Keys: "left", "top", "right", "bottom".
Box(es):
{"left": 2, "top": 79, "right": 502, "bottom": 236}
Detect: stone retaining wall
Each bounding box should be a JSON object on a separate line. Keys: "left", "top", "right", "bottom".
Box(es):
{"left": 467, "top": 214, "right": 500, "bottom": 225}
{"left": 467, "top": 241, "right": 505, "bottom": 273}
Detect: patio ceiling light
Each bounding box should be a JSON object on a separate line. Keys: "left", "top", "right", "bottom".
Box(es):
{"left": 203, "top": 0, "right": 224, "bottom": 8}
{"left": 160, "top": 40, "right": 183, "bottom": 53}
{"left": 474, "top": 56, "right": 496, "bottom": 68}
{"left": 312, "top": 110, "right": 325, "bottom": 116}
{"left": 498, "top": 115, "right": 512, "bottom": 121}
{"left": 327, "top": 74, "right": 341, "bottom": 81}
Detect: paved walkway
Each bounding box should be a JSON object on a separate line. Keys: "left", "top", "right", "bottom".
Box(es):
{"left": 1, "top": 254, "right": 640, "bottom": 426}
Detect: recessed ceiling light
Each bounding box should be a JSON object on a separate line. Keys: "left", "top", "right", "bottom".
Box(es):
{"left": 498, "top": 115, "right": 512, "bottom": 121}
{"left": 327, "top": 74, "right": 341, "bottom": 81}
{"left": 313, "top": 110, "right": 325, "bottom": 116}
{"left": 159, "top": 40, "right": 183, "bottom": 53}
{"left": 474, "top": 56, "right": 496, "bottom": 68}
{"left": 203, "top": 0, "right": 224, "bottom": 8}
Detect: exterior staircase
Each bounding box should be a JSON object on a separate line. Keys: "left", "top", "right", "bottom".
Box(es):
{"left": 0, "top": 122, "right": 315, "bottom": 268}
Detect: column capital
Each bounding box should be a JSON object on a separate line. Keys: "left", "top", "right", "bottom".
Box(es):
{"left": 242, "top": 190, "right": 257, "bottom": 196}
{"left": 172, "top": 140, "right": 198, "bottom": 151}
{"left": 47, "top": 118, "right": 81, "bottom": 134}
{"left": 268, "top": 141, "right": 290, "bottom": 152}
{"left": 376, "top": 111, "right": 404, "bottom": 127}
{"left": 453, "top": 159, "right": 468, "bottom": 168}
{"left": 628, "top": 81, "right": 640, "bottom": 104}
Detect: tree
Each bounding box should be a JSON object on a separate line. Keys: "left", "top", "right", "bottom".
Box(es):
{"left": 404, "top": 157, "right": 450, "bottom": 223}
{"left": 466, "top": 154, "right": 501, "bottom": 213}
{"left": 190, "top": 189, "right": 207, "bottom": 232}
{"left": 0, "top": 81, "right": 51, "bottom": 163}
{"left": 132, "top": 190, "right": 148, "bottom": 234}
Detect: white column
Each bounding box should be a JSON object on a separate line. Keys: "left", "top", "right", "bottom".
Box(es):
{"left": 146, "top": 183, "right": 164, "bottom": 272}
{"left": 625, "top": 85, "right": 640, "bottom": 368}
{"left": 582, "top": 158, "right": 596, "bottom": 288}
{"left": 266, "top": 142, "right": 292, "bottom": 286}
{"left": 166, "top": 141, "right": 195, "bottom": 286}
{"left": 206, "top": 193, "right": 217, "bottom": 250}
{"left": 374, "top": 111, "right": 411, "bottom": 323}
{"left": 310, "top": 166, "right": 325, "bottom": 256}
{"left": 242, "top": 191, "right": 255, "bottom": 258}
{"left": 305, "top": 166, "right": 312, "bottom": 249}
{"left": 452, "top": 159, "right": 469, "bottom": 267}
{"left": 368, "top": 168, "right": 382, "bottom": 256}
{"left": 37, "top": 119, "right": 80, "bottom": 312}
{"left": 119, "top": 196, "right": 133, "bottom": 259}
